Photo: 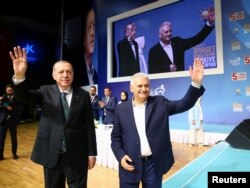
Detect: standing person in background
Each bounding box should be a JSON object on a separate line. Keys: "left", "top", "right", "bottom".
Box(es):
{"left": 9, "top": 46, "right": 97, "bottom": 188}
{"left": 188, "top": 96, "right": 204, "bottom": 147}
{"left": 117, "top": 23, "right": 140, "bottom": 77}
{"left": 0, "top": 84, "right": 21, "bottom": 160}
{"left": 118, "top": 90, "right": 129, "bottom": 104}
{"left": 148, "top": 6, "right": 215, "bottom": 74}
{"left": 99, "top": 87, "right": 117, "bottom": 125}
{"left": 89, "top": 85, "right": 100, "bottom": 121}
{"left": 111, "top": 58, "right": 204, "bottom": 188}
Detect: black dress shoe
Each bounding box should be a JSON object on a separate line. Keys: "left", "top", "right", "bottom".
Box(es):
{"left": 0, "top": 156, "right": 4, "bottom": 161}
{"left": 13, "top": 155, "right": 19, "bottom": 160}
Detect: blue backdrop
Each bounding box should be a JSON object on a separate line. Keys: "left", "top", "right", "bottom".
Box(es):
{"left": 96, "top": 0, "right": 250, "bottom": 127}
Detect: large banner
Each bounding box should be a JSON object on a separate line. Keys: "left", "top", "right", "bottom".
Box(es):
{"left": 107, "top": 0, "right": 223, "bottom": 83}
{"left": 63, "top": 0, "right": 98, "bottom": 87}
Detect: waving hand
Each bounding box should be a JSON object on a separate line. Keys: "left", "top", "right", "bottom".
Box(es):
{"left": 9, "top": 46, "right": 27, "bottom": 80}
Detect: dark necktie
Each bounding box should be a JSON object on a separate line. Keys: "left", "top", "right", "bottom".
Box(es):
{"left": 89, "top": 67, "right": 95, "bottom": 75}
{"left": 129, "top": 40, "right": 136, "bottom": 58}
{"left": 61, "top": 92, "right": 69, "bottom": 152}
{"left": 61, "top": 92, "right": 69, "bottom": 120}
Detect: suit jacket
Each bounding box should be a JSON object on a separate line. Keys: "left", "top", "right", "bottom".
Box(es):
{"left": 148, "top": 24, "right": 214, "bottom": 73}
{"left": 13, "top": 80, "right": 97, "bottom": 170}
{"left": 101, "top": 95, "right": 117, "bottom": 125}
{"left": 0, "top": 94, "right": 20, "bottom": 125}
{"left": 0, "top": 107, "right": 6, "bottom": 124}
{"left": 91, "top": 95, "right": 100, "bottom": 121}
{"left": 117, "top": 37, "right": 140, "bottom": 77}
{"left": 111, "top": 85, "right": 205, "bottom": 183}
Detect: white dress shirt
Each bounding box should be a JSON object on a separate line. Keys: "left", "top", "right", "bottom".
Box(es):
{"left": 160, "top": 41, "right": 174, "bottom": 64}
{"left": 132, "top": 101, "right": 152, "bottom": 156}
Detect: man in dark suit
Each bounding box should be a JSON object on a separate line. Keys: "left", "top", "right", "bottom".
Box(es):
{"left": 0, "top": 84, "right": 21, "bottom": 160}
{"left": 9, "top": 46, "right": 97, "bottom": 188}
{"left": 0, "top": 98, "right": 6, "bottom": 126}
{"left": 89, "top": 85, "right": 100, "bottom": 121}
{"left": 148, "top": 6, "right": 215, "bottom": 74}
{"left": 117, "top": 23, "right": 140, "bottom": 77}
{"left": 99, "top": 87, "right": 117, "bottom": 125}
{"left": 111, "top": 58, "right": 205, "bottom": 188}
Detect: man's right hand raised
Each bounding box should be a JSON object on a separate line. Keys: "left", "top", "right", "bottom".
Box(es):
{"left": 9, "top": 46, "right": 27, "bottom": 80}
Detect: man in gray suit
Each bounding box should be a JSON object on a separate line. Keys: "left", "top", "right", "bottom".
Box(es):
{"left": 9, "top": 46, "right": 97, "bottom": 188}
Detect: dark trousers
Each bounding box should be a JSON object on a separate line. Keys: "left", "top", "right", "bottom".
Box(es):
{"left": 0, "top": 119, "right": 18, "bottom": 157}
{"left": 120, "top": 158, "right": 162, "bottom": 188}
{"left": 44, "top": 153, "right": 88, "bottom": 188}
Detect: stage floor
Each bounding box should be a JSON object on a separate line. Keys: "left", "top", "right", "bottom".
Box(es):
{"left": 163, "top": 141, "right": 250, "bottom": 188}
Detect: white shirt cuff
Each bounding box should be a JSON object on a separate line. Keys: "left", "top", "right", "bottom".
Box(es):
{"left": 12, "top": 75, "right": 25, "bottom": 85}
{"left": 191, "top": 81, "right": 201, "bottom": 89}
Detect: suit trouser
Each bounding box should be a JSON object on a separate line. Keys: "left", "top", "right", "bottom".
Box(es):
{"left": 0, "top": 119, "right": 18, "bottom": 157}
{"left": 120, "top": 158, "right": 162, "bottom": 188}
{"left": 44, "top": 153, "right": 88, "bottom": 188}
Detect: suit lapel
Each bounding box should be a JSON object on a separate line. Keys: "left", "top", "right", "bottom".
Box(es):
{"left": 125, "top": 99, "right": 153, "bottom": 134}
{"left": 51, "top": 85, "right": 66, "bottom": 122}
{"left": 162, "top": 48, "right": 172, "bottom": 64}
{"left": 126, "top": 102, "right": 140, "bottom": 135}
{"left": 68, "top": 88, "right": 80, "bottom": 122}
{"left": 145, "top": 98, "right": 153, "bottom": 127}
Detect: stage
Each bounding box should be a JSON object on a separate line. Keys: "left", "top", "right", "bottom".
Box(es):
{"left": 95, "top": 122, "right": 236, "bottom": 171}
{"left": 162, "top": 141, "right": 250, "bottom": 187}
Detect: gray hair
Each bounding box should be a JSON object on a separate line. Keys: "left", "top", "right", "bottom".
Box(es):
{"left": 130, "top": 72, "right": 149, "bottom": 86}
{"left": 52, "top": 60, "right": 73, "bottom": 72}
{"left": 159, "top": 21, "right": 171, "bottom": 33}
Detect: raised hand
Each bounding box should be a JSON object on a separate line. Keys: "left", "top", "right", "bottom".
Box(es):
{"left": 207, "top": 6, "right": 215, "bottom": 26}
{"left": 9, "top": 46, "right": 27, "bottom": 80}
{"left": 189, "top": 58, "right": 204, "bottom": 84}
